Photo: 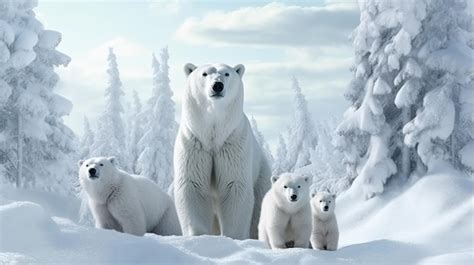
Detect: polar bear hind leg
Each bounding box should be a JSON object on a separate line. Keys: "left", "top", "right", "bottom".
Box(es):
{"left": 152, "top": 205, "right": 182, "bottom": 236}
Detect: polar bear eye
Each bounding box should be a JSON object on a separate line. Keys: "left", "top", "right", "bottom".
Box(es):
{"left": 202, "top": 72, "right": 208, "bottom": 77}
{"left": 100, "top": 163, "right": 104, "bottom": 166}
{"left": 85, "top": 164, "right": 89, "bottom": 167}
{"left": 225, "top": 73, "right": 229, "bottom": 77}
{"left": 320, "top": 200, "right": 322, "bottom": 202}
{"left": 284, "top": 186, "right": 288, "bottom": 189}
{"left": 298, "top": 185, "right": 301, "bottom": 188}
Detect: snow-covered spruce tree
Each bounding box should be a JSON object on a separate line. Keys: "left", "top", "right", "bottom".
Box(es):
{"left": 337, "top": 0, "right": 473, "bottom": 198}
{"left": 297, "top": 120, "right": 349, "bottom": 195}
{"left": 127, "top": 90, "right": 144, "bottom": 174}
{"left": 286, "top": 77, "right": 318, "bottom": 172}
{"left": 401, "top": 0, "right": 473, "bottom": 172}
{"left": 336, "top": 0, "right": 415, "bottom": 198}
{"left": 250, "top": 116, "right": 273, "bottom": 166}
{"left": 90, "top": 48, "right": 127, "bottom": 169}
{"left": 137, "top": 49, "right": 177, "bottom": 188}
{"left": 0, "top": 0, "right": 77, "bottom": 192}
{"left": 80, "top": 116, "right": 94, "bottom": 159}
{"left": 272, "top": 133, "right": 289, "bottom": 176}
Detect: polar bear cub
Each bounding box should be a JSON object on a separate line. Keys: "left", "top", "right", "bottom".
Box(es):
{"left": 310, "top": 191, "right": 339, "bottom": 250}
{"left": 78, "top": 156, "right": 181, "bottom": 236}
{"left": 258, "top": 173, "right": 312, "bottom": 249}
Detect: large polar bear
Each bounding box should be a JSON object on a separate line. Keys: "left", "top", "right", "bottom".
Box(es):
{"left": 78, "top": 157, "right": 182, "bottom": 236}
{"left": 174, "top": 63, "right": 271, "bottom": 239}
{"left": 258, "top": 173, "right": 312, "bottom": 249}
{"left": 310, "top": 191, "right": 339, "bottom": 250}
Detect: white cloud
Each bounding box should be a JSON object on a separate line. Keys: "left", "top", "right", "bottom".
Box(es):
{"left": 175, "top": 2, "right": 359, "bottom": 48}
{"left": 148, "top": 0, "right": 184, "bottom": 15}
{"left": 173, "top": 1, "right": 359, "bottom": 148}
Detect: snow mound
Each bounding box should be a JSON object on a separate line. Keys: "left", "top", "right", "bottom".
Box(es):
{"left": 0, "top": 166, "right": 472, "bottom": 264}
{"left": 338, "top": 163, "right": 473, "bottom": 264}
{"left": 0, "top": 201, "right": 59, "bottom": 252}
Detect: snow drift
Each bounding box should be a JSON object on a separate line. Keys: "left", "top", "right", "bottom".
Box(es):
{"left": 0, "top": 164, "right": 472, "bottom": 264}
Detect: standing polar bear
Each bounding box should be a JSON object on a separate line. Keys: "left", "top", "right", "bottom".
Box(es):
{"left": 258, "top": 173, "right": 312, "bottom": 249}
{"left": 78, "top": 157, "right": 182, "bottom": 236}
{"left": 310, "top": 191, "right": 339, "bottom": 250}
{"left": 174, "top": 63, "right": 271, "bottom": 239}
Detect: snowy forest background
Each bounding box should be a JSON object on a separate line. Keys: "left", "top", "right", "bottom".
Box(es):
{"left": 0, "top": 0, "right": 473, "bottom": 200}
{"left": 0, "top": 0, "right": 473, "bottom": 263}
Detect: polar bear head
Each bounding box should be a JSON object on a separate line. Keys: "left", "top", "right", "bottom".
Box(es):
{"left": 271, "top": 173, "right": 312, "bottom": 211}
{"left": 78, "top": 157, "right": 119, "bottom": 193}
{"left": 311, "top": 191, "right": 336, "bottom": 216}
{"left": 183, "top": 63, "right": 245, "bottom": 109}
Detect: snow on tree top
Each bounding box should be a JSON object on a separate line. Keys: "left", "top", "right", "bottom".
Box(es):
{"left": 14, "top": 29, "right": 38, "bottom": 51}
{"left": 37, "top": 30, "right": 62, "bottom": 49}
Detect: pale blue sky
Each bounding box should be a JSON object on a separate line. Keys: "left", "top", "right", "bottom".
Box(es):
{"left": 36, "top": 0, "right": 359, "bottom": 148}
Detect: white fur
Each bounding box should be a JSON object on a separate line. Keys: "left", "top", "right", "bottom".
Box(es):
{"left": 78, "top": 157, "right": 182, "bottom": 236}
{"left": 174, "top": 63, "right": 271, "bottom": 239}
{"left": 310, "top": 191, "right": 339, "bottom": 250}
{"left": 258, "top": 173, "right": 312, "bottom": 249}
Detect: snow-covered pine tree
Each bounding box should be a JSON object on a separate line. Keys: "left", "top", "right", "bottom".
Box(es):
{"left": 127, "top": 90, "right": 144, "bottom": 174}
{"left": 272, "top": 133, "right": 289, "bottom": 176}
{"left": 401, "top": 0, "right": 473, "bottom": 172}
{"left": 286, "top": 77, "right": 317, "bottom": 172}
{"left": 137, "top": 48, "right": 177, "bottom": 188}
{"left": 80, "top": 116, "right": 94, "bottom": 159}
{"left": 337, "top": 0, "right": 473, "bottom": 198}
{"left": 0, "top": 0, "right": 76, "bottom": 192}
{"left": 336, "top": 0, "right": 415, "bottom": 198}
{"left": 90, "top": 48, "right": 127, "bottom": 169}
{"left": 250, "top": 116, "right": 273, "bottom": 166}
{"left": 299, "top": 120, "right": 349, "bottom": 195}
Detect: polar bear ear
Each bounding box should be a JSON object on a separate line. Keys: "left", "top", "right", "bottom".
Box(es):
{"left": 78, "top": 160, "right": 84, "bottom": 167}
{"left": 332, "top": 194, "right": 336, "bottom": 199}
{"left": 107, "top": 156, "right": 116, "bottom": 165}
{"left": 270, "top": 175, "right": 279, "bottom": 184}
{"left": 311, "top": 191, "right": 317, "bottom": 198}
{"left": 184, "top": 63, "right": 197, "bottom": 76}
{"left": 303, "top": 174, "right": 312, "bottom": 183}
{"left": 234, "top": 64, "right": 245, "bottom": 77}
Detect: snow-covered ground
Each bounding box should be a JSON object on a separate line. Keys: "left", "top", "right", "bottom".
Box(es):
{"left": 1, "top": 164, "right": 472, "bottom": 264}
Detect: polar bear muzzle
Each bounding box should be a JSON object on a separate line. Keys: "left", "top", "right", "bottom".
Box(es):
{"left": 89, "top": 167, "right": 99, "bottom": 179}
{"left": 211, "top": 82, "right": 224, "bottom": 97}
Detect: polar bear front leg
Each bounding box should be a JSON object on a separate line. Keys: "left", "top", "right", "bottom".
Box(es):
{"left": 89, "top": 202, "right": 121, "bottom": 231}
{"left": 267, "top": 222, "right": 288, "bottom": 249}
{"left": 326, "top": 227, "right": 339, "bottom": 250}
{"left": 174, "top": 135, "right": 214, "bottom": 236}
{"left": 215, "top": 148, "right": 254, "bottom": 239}
{"left": 311, "top": 231, "right": 327, "bottom": 250}
{"left": 108, "top": 196, "right": 146, "bottom": 236}
{"left": 291, "top": 210, "right": 312, "bottom": 248}
{"left": 292, "top": 222, "right": 312, "bottom": 248}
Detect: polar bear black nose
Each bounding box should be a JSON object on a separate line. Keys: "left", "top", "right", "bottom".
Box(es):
{"left": 212, "top": 82, "right": 224, "bottom": 93}
{"left": 290, "top": 194, "right": 297, "bottom": 201}
{"left": 89, "top": 168, "right": 96, "bottom": 176}
{"left": 324, "top": 205, "right": 329, "bottom": 211}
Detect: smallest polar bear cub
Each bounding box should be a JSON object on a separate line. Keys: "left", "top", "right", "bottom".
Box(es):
{"left": 78, "top": 157, "right": 181, "bottom": 236}
{"left": 310, "top": 191, "right": 339, "bottom": 250}
{"left": 258, "top": 173, "right": 312, "bottom": 249}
